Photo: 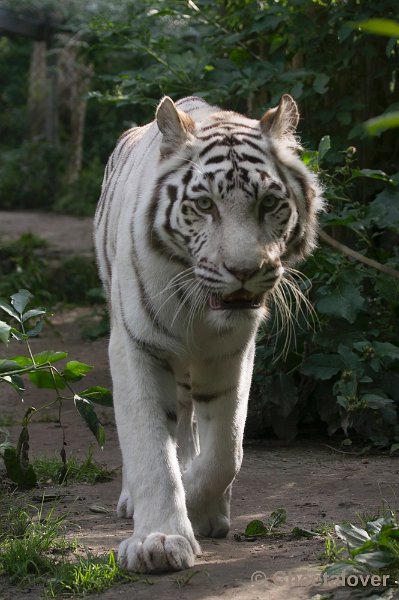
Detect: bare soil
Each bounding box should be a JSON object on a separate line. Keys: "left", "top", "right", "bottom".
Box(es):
{"left": 0, "top": 212, "right": 397, "bottom": 600}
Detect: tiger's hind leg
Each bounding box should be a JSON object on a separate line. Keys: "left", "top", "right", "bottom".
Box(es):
{"left": 117, "top": 464, "right": 134, "bottom": 518}
{"left": 176, "top": 380, "right": 200, "bottom": 471}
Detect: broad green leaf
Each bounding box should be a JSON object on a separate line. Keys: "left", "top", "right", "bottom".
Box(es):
{"left": 26, "top": 320, "right": 44, "bottom": 337}
{"left": 313, "top": 73, "right": 329, "bottom": 95}
{"left": 244, "top": 519, "right": 268, "bottom": 537}
{"left": 373, "top": 342, "right": 399, "bottom": 360}
{"left": 357, "top": 18, "right": 399, "bottom": 38}
{"left": 11, "top": 289, "right": 33, "bottom": 315}
{"left": 365, "top": 111, "right": 399, "bottom": 136}
{"left": 300, "top": 354, "right": 342, "bottom": 380}
{"left": 317, "top": 135, "right": 331, "bottom": 163}
{"left": 33, "top": 351, "right": 68, "bottom": 365}
{"left": 323, "top": 560, "right": 366, "bottom": 578}
{"left": 0, "top": 320, "right": 11, "bottom": 344}
{"left": 9, "top": 355, "right": 32, "bottom": 367}
{"left": 22, "top": 308, "right": 46, "bottom": 322}
{"left": 267, "top": 508, "right": 286, "bottom": 531}
{"left": 3, "top": 446, "right": 37, "bottom": 488}
{"left": 10, "top": 328, "right": 26, "bottom": 342}
{"left": 9, "top": 374, "right": 25, "bottom": 398}
{"left": 74, "top": 395, "right": 106, "bottom": 449}
{"left": 0, "top": 359, "right": 24, "bottom": 374}
{"left": 355, "top": 550, "right": 396, "bottom": 569}
{"left": 28, "top": 370, "right": 66, "bottom": 390}
{"left": 0, "top": 299, "right": 20, "bottom": 321}
{"left": 316, "top": 284, "right": 365, "bottom": 323}
{"left": 350, "top": 168, "right": 395, "bottom": 183}
{"left": 80, "top": 385, "right": 113, "bottom": 406}
{"left": 335, "top": 523, "right": 370, "bottom": 548}
{"left": 63, "top": 361, "right": 93, "bottom": 382}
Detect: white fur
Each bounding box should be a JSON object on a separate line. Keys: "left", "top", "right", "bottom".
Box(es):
{"left": 94, "top": 96, "right": 323, "bottom": 573}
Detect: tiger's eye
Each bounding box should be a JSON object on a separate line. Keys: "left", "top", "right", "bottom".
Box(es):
{"left": 195, "top": 197, "right": 213, "bottom": 211}
{"left": 261, "top": 195, "right": 279, "bottom": 212}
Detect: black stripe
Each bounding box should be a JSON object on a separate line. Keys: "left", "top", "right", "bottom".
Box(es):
{"left": 118, "top": 286, "right": 169, "bottom": 365}
{"left": 192, "top": 385, "right": 237, "bottom": 403}
{"left": 197, "top": 131, "right": 262, "bottom": 142}
{"left": 239, "top": 153, "right": 264, "bottom": 164}
{"left": 165, "top": 410, "right": 177, "bottom": 422}
{"left": 199, "top": 139, "right": 222, "bottom": 157}
{"left": 205, "top": 155, "right": 226, "bottom": 165}
{"left": 177, "top": 381, "right": 191, "bottom": 390}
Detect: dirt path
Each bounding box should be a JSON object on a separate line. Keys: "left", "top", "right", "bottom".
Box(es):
{"left": 0, "top": 212, "right": 397, "bottom": 600}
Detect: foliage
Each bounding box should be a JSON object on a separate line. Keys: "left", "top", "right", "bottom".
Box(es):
{"left": 0, "top": 235, "right": 102, "bottom": 306}
{"left": 0, "top": 289, "right": 112, "bottom": 487}
{"left": 33, "top": 451, "right": 114, "bottom": 485}
{"left": 249, "top": 142, "right": 399, "bottom": 448}
{"left": 323, "top": 513, "right": 399, "bottom": 586}
{"left": 0, "top": 500, "right": 142, "bottom": 595}
{"left": 89, "top": 0, "right": 399, "bottom": 164}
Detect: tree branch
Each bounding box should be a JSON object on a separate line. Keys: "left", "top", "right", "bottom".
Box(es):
{"left": 319, "top": 229, "right": 399, "bottom": 280}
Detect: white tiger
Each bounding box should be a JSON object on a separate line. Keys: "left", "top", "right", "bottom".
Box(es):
{"left": 94, "top": 94, "right": 323, "bottom": 573}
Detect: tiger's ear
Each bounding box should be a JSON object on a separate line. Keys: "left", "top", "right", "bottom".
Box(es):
{"left": 260, "top": 94, "right": 299, "bottom": 140}
{"left": 156, "top": 96, "right": 195, "bottom": 157}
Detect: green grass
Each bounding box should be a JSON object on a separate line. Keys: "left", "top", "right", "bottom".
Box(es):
{"left": 0, "top": 497, "right": 148, "bottom": 596}
{"left": 33, "top": 452, "right": 115, "bottom": 485}
{"left": 0, "top": 414, "right": 14, "bottom": 427}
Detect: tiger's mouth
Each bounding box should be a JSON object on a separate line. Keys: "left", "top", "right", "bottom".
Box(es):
{"left": 209, "top": 290, "right": 265, "bottom": 310}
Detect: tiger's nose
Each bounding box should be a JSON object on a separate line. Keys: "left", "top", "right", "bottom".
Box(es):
{"left": 223, "top": 262, "right": 262, "bottom": 281}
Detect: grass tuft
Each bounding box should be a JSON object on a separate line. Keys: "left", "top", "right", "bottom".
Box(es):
{"left": 33, "top": 452, "right": 115, "bottom": 485}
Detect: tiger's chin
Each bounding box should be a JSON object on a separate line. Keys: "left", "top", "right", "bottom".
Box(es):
{"left": 209, "top": 290, "right": 266, "bottom": 311}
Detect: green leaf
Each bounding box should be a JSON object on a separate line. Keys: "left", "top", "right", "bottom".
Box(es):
{"left": 335, "top": 523, "right": 370, "bottom": 549}
{"left": 0, "top": 299, "right": 20, "bottom": 321}
{"left": 313, "top": 73, "right": 329, "bottom": 95}
{"left": 373, "top": 342, "right": 399, "bottom": 360}
{"left": 10, "top": 289, "right": 33, "bottom": 315}
{"left": 74, "top": 395, "right": 106, "bottom": 449}
{"left": 9, "top": 374, "right": 25, "bottom": 398}
{"left": 365, "top": 111, "right": 399, "bottom": 136}
{"left": 244, "top": 519, "right": 268, "bottom": 537}
{"left": 63, "top": 361, "right": 93, "bottom": 382}
{"left": 33, "top": 351, "right": 68, "bottom": 365}
{"left": 22, "top": 308, "right": 46, "bottom": 322}
{"left": 300, "top": 354, "right": 342, "bottom": 380}
{"left": 317, "top": 135, "right": 331, "bottom": 163}
{"left": 26, "top": 320, "right": 44, "bottom": 337}
{"left": 355, "top": 550, "right": 396, "bottom": 569}
{"left": 3, "top": 446, "right": 37, "bottom": 488}
{"left": 356, "top": 18, "right": 399, "bottom": 38}
{"left": 79, "top": 386, "right": 113, "bottom": 406}
{"left": 0, "top": 320, "right": 11, "bottom": 344}
{"left": 316, "top": 284, "right": 365, "bottom": 323}
{"left": 266, "top": 508, "right": 286, "bottom": 532}
{"left": 351, "top": 168, "right": 395, "bottom": 183}
{"left": 28, "top": 370, "right": 66, "bottom": 390}
{"left": 0, "top": 359, "right": 24, "bottom": 374}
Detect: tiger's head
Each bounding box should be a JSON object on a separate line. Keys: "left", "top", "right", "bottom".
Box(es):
{"left": 153, "top": 96, "right": 323, "bottom": 324}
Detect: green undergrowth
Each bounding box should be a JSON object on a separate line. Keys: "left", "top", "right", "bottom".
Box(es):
{"left": 33, "top": 452, "right": 115, "bottom": 485}
{"left": 0, "top": 496, "right": 147, "bottom": 596}
{"left": 0, "top": 234, "right": 103, "bottom": 306}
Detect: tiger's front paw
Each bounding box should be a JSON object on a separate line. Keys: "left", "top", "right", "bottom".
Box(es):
{"left": 117, "top": 532, "right": 200, "bottom": 573}
{"left": 116, "top": 489, "right": 134, "bottom": 518}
